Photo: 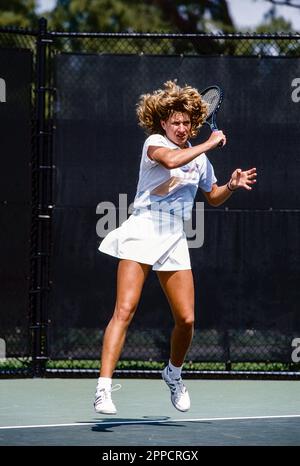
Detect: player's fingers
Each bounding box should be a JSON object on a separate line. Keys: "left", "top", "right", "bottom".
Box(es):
{"left": 248, "top": 167, "right": 257, "bottom": 174}
{"left": 243, "top": 182, "right": 252, "bottom": 190}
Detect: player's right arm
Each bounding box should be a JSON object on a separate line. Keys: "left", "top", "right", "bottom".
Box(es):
{"left": 148, "top": 131, "right": 225, "bottom": 169}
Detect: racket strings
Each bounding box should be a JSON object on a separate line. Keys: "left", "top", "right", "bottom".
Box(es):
{"left": 201, "top": 88, "right": 221, "bottom": 117}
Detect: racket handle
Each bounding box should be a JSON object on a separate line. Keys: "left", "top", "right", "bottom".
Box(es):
{"left": 211, "top": 128, "right": 223, "bottom": 147}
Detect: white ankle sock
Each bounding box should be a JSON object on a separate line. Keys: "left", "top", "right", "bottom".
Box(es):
{"left": 97, "top": 377, "right": 112, "bottom": 390}
{"left": 167, "top": 360, "right": 183, "bottom": 379}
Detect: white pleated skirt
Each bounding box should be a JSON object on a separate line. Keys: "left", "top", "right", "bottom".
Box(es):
{"left": 98, "top": 209, "right": 191, "bottom": 271}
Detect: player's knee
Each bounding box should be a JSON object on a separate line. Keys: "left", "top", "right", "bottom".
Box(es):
{"left": 176, "top": 313, "right": 194, "bottom": 329}
{"left": 114, "top": 302, "right": 137, "bottom": 324}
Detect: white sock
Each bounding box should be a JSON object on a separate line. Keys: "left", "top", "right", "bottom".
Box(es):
{"left": 96, "top": 377, "right": 112, "bottom": 391}
{"left": 167, "top": 360, "right": 183, "bottom": 379}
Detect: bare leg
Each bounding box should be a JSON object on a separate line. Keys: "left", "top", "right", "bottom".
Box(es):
{"left": 157, "top": 269, "right": 195, "bottom": 367}
{"left": 100, "top": 260, "right": 151, "bottom": 377}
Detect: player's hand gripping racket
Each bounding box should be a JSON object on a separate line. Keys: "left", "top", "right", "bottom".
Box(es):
{"left": 200, "top": 85, "right": 224, "bottom": 146}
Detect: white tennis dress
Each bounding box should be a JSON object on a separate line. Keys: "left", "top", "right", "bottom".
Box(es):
{"left": 99, "top": 134, "right": 217, "bottom": 271}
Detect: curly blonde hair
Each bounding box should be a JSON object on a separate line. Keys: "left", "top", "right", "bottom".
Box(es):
{"left": 136, "top": 80, "right": 208, "bottom": 138}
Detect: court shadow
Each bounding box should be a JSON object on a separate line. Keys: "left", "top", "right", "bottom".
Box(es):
{"left": 82, "top": 416, "right": 185, "bottom": 433}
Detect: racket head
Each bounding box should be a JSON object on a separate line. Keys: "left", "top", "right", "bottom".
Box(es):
{"left": 200, "top": 85, "right": 223, "bottom": 131}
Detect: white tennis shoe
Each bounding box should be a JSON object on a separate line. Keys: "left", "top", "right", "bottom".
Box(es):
{"left": 162, "top": 366, "right": 190, "bottom": 412}
{"left": 94, "top": 384, "right": 121, "bottom": 415}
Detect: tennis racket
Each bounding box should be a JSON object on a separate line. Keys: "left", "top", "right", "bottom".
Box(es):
{"left": 200, "top": 85, "right": 223, "bottom": 132}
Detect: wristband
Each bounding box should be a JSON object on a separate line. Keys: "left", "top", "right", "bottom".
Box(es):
{"left": 227, "top": 181, "right": 236, "bottom": 192}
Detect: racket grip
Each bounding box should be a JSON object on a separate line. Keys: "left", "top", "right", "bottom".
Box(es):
{"left": 212, "top": 128, "right": 223, "bottom": 147}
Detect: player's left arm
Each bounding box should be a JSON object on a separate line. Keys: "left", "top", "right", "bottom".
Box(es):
{"left": 203, "top": 167, "right": 257, "bottom": 207}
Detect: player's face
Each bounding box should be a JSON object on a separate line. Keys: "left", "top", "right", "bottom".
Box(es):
{"left": 161, "top": 112, "right": 191, "bottom": 148}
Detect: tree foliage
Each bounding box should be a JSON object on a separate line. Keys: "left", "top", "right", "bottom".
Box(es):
{"left": 48, "top": 0, "right": 170, "bottom": 32}
{"left": 0, "top": 0, "right": 298, "bottom": 32}
{"left": 45, "top": 0, "right": 239, "bottom": 33}
{"left": 0, "top": 0, "right": 38, "bottom": 28}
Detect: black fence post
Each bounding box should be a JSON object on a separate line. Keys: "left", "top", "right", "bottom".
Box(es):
{"left": 30, "top": 17, "right": 52, "bottom": 377}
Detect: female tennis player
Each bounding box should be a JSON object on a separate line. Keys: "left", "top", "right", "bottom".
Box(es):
{"left": 94, "top": 80, "right": 257, "bottom": 414}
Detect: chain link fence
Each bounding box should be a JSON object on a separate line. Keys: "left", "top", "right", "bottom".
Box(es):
{"left": 1, "top": 21, "right": 300, "bottom": 377}
{"left": 0, "top": 28, "right": 36, "bottom": 376}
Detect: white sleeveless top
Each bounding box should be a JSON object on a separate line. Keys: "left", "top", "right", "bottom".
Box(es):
{"left": 133, "top": 134, "right": 217, "bottom": 220}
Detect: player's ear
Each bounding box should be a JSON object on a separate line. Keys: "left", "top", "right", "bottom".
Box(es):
{"left": 160, "top": 120, "right": 166, "bottom": 131}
